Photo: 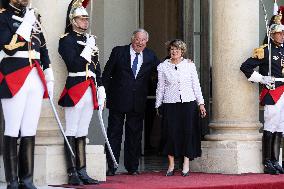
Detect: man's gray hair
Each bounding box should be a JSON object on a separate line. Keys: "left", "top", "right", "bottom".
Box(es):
{"left": 131, "top": 28, "right": 149, "bottom": 40}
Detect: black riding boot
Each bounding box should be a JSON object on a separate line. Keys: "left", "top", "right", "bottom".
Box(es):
{"left": 262, "top": 131, "right": 279, "bottom": 175}
{"left": 64, "top": 136, "right": 83, "bottom": 185}
{"left": 272, "top": 132, "right": 284, "bottom": 174}
{"left": 18, "top": 136, "right": 37, "bottom": 189}
{"left": 3, "top": 136, "right": 19, "bottom": 189}
{"left": 75, "top": 136, "right": 99, "bottom": 185}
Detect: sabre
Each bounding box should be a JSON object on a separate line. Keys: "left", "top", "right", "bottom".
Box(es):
{"left": 260, "top": 0, "right": 272, "bottom": 76}
{"left": 98, "top": 107, "right": 118, "bottom": 168}
{"left": 86, "top": 0, "right": 118, "bottom": 168}
{"left": 26, "top": 1, "right": 73, "bottom": 154}
{"left": 260, "top": 0, "right": 274, "bottom": 89}
{"left": 49, "top": 98, "right": 75, "bottom": 157}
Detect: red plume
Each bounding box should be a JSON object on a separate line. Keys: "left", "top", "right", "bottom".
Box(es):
{"left": 82, "top": 0, "right": 90, "bottom": 8}
{"left": 279, "top": 6, "right": 284, "bottom": 24}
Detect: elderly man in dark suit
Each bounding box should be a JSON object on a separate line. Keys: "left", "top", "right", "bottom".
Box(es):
{"left": 102, "top": 29, "right": 159, "bottom": 176}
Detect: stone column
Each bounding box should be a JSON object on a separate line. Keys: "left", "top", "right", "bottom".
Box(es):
{"left": 191, "top": 0, "right": 263, "bottom": 174}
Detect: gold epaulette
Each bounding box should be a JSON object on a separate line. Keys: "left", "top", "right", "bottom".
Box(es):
{"left": 0, "top": 8, "right": 6, "bottom": 14}
{"left": 60, "top": 33, "right": 69, "bottom": 39}
{"left": 252, "top": 44, "right": 268, "bottom": 59}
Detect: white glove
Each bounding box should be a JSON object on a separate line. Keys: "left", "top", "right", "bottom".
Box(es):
{"left": 260, "top": 76, "right": 274, "bottom": 85}
{"left": 44, "top": 68, "right": 55, "bottom": 99}
{"left": 97, "top": 86, "right": 106, "bottom": 109}
{"left": 16, "top": 8, "right": 36, "bottom": 42}
{"left": 43, "top": 67, "right": 54, "bottom": 82}
{"left": 46, "top": 81, "right": 54, "bottom": 100}
{"left": 85, "top": 34, "right": 96, "bottom": 49}
{"left": 260, "top": 76, "right": 275, "bottom": 89}
{"left": 80, "top": 45, "right": 93, "bottom": 63}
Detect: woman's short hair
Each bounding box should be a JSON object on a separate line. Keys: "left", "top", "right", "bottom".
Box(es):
{"left": 166, "top": 39, "right": 187, "bottom": 57}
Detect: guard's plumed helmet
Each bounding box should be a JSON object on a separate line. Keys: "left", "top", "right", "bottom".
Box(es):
{"left": 270, "top": 11, "right": 284, "bottom": 34}
{"left": 69, "top": 0, "right": 89, "bottom": 20}
{"left": 270, "top": 23, "right": 284, "bottom": 34}
{"left": 65, "top": 0, "right": 90, "bottom": 33}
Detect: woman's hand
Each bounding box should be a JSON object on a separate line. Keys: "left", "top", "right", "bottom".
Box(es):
{"left": 156, "top": 105, "right": 163, "bottom": 117}
{"left": 199, "top": 104, "right": 206, "bottom": 118}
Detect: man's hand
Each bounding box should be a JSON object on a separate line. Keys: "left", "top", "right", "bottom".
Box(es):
{"left": 98, "top": 86, "right": 106, "bottom": 110}
{"left": 47, "top": 81, "right": 54, "bottom": 100}
{"left": 260, "top": 76, "right": 275, "bottom": 89}
{"left": 16, "top": 8, "right": 36, "bottom": 42}
{"left": 86, "top": 34, "right": 96, "bottom": 50}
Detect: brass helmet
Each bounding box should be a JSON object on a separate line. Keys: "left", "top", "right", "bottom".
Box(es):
{"left": 65, "top": 0, "right": 90, "bottom": 33}
{"left": 270, "top": 11, "right": 284, "bottom": 33}
{"left": 69, "top": 0, "right": 89, "bottom": 20}
{"left": 270, "top": 23, "right": 284, "bottom": 34}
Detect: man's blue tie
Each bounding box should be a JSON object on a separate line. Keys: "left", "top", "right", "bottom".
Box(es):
{"left": 132, "top": 53, "right": 139, "bottom": 76}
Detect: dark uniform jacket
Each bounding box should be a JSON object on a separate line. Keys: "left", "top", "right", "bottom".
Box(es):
{"left": 0, "top": 5, "right": 51, "bottom": 98}
{"left": 240, "top": 42, "right": 284, "bottom": 105}
{"left": 58, "top": 31, "right": 102, "bottom": 109}
{"left": 102, "top": 45, "right": 159, "bottom": 113}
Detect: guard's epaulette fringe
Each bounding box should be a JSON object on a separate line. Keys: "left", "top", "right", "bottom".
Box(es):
{"left": 60, "top": 33, "right": 69, "bottom": 39}
{"left": 252, "top": 44, "right": 268, "bottom": 59}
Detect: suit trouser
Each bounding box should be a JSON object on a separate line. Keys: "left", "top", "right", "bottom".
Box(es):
{"left": 106, "top": 109, "right": 144, "bottom": 172}
{"left": 1, "top": 68, "right": 44, "bottom": 137}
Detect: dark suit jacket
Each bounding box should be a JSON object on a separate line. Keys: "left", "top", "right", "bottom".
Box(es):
{"left": 102, "top": 45, "right": 159, "bottom": 113}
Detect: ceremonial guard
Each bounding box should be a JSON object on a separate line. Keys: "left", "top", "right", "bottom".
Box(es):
{"left": 58, "top": 0, "right": 105, "bottom": 185}
{"left": 0, "top": 0, "right": 54, "bottom": 189}
{"left": 240, "top": 13, "right": 284, "bottom": 175}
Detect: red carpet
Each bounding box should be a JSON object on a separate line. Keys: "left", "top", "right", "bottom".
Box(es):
{"left": 50, "top": 171, "right": 284, "bottom": 189}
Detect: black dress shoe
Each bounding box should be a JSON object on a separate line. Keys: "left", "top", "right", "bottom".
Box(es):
{"left": 67, "top": 170, "right": 83, "bottom": 185}
{"left": 128, "top": 171, "right": 139, "bottom": 175}
{"left": 7, "top": 180, "right": 19, "bottom": 189}
{"left": 18, "top": 177, "right": 38, "bottom": 189}
{"left": 165, "top": 170, "right": 174, "bottom": 176}
{"left": 106, "top": 169, "right": 115, "bottom": 176}
{"left": 272, "top": 161, "right": 284, "bottom": 174}
{"left": 181, "top": 171, "right": 190, "bottom": 177}
{"left": 264, "top": 160, "right": 279, "bottom": 175}
{"left": 77, "top": 167, "right": 99, "bottom": 185}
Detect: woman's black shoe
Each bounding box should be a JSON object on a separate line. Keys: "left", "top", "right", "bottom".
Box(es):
{"left": 181, "top": 171, "right": 190, "bottom": 177}
{"left": 165, "top": 170, "right": 174, "bottom": 176}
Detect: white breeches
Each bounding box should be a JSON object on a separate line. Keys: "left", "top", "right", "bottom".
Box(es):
{"left": 264, "top": 92, "right": 284, "bottom": 133}
{"left": 1, "top": 68, "right": 44, "bottom": 137}
{"left": 65, "top": 87, "right": 94, "bottom": 137}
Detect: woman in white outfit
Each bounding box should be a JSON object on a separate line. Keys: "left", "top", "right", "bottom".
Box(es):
{"left": 155, "top": 39, "right": 206, "bottom": 177}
